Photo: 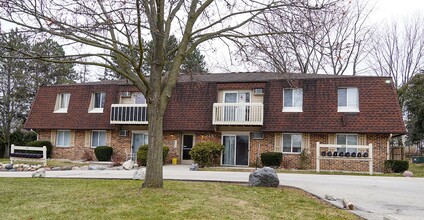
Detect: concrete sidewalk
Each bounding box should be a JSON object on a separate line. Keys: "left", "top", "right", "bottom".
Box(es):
{"left": 1, "top": 165, "right": 423, "bottom": 220}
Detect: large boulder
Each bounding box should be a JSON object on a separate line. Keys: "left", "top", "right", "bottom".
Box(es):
{"left": 249, "top": 167, "right": 280, "bottom": 187}
{"left": 32, "top": 168, "right": 46, "bottom": 178}
{"left": 133, "top": 168, "right": 146, "bottom": 180}
{"left": 123, "top": 160, "right": 134, "bottom": 170}
{"left": 403, "top": 171, "right": 414, "bottom": 177}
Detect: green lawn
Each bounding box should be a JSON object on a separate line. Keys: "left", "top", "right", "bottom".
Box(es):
{"left": 0, "top": 178, "right": 358, "bottom": 220}
{"left": 409, "top": 163, "right": 424, "bottom": 177}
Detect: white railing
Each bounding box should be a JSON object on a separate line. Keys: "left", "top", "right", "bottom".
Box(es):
{"left": 212, "top": 103, "right": 263, "bottom": 125}
{"left": 316, "top": 142, "right": 373, "bottom": 174}
{"left": 110, "top": 104, "right": 148, "bottom": 124}
{"left": 10, "top": 144, "right": 47, "bottom": 166}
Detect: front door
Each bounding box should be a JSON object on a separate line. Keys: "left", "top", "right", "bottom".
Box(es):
{"left": 132, "top": 132, "right": 148, "bottom": 161}
{"left": 182, "top": 134, "right": 194, "bottom": 164}
{"left": 222, "top": 134, "right": 249, "bottom": 166}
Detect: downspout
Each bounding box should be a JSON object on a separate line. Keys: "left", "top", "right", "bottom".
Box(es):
{"left": 387, "top": 133, "right": 393, "bottom": 160}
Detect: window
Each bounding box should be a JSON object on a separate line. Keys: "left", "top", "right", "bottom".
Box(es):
{"left": 54, "top": 93, "right": 70, "bottom": 113}
{"left": 282, "top": 134, "right": 302, "bottom": 153}
{"left": 92, "top": 130, "right": 107, "bottom": 147}
{"left": 89, "top": 92, "right": 106, "bottom": 113}
{"left": 338, "top": 88, "right": 359, "bottom": 112}
{"left": 336, "top": 134, "right": 358, "bottom": 153}
{"left": 56, "top": 130, "right": 71, "bottom": 147}
{"left": 283, "top": 88, "right": 303, "bottom": 112}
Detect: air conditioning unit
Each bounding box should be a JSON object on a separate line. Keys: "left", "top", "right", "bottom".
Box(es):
{"left": 121, "top": 92, "right": 131, "bottom": 97}
{"left": 119, "top": 130, "right": 128, "bottom": 137}
{"left": 253, "top": 88, "right": 264, "bottom": 95}
{"left": 252, "top": 132, "right": 264, "bottom": 139}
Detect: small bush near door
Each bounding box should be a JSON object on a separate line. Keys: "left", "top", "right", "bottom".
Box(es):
{"left": 190, "top": 142, "right": 224, "bottom": 167}
{"left": 94, "top": 146, "right": 113, "bottom": 161}
{"left": 261, "top": 152, "right": 283, "bottom": 167}
{"left": 384, "top": 160, "right": 409, "bottom": 173}
{"left": 137, "top": 145, "right": 170, "bottom": 166}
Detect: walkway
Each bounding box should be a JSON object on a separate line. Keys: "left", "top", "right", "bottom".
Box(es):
{"left": 1, "top": 165, "right": 423, "bottom": 220}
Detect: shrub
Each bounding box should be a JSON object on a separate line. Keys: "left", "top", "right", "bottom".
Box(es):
{"left": 261, "top": 152, "right": 283, "bottom": 167}
{"left": 94, "top": 146, "right": 113, "bottom": 161}
{"left": 299, "top": 149, "right": 310, "bottom": 170}
{"left": 384, "top": 160, "right": 409, "bottom": 173}
{"left": 26, "top": 141, "right": 53, "bottom": 158}
{"left": 190, "top": 142, "right": 224, "bottom": 167}
{"left": 137, "top": 145, "right": 170, "bottom": 166}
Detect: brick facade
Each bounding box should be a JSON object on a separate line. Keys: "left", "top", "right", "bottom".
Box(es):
{"left": 39, "top": 128, "right": 389, "bottom": 173}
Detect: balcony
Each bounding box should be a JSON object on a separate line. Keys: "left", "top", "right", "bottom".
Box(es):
{"left": 110, "top": 104, "right": 148, "bottom": 124}
{"left": 213, "top": 103, "right": 263, "bottom": 126}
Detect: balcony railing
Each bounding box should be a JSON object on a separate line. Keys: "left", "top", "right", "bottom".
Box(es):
{"left": 110, "top": 104, "right": 148, "bottom": 124}
{"left": 213, "top": 103, "right": 263, "bottom": 125}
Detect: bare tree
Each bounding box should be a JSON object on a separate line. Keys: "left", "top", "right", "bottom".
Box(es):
{"left": 0, "top": 0, "right": 294, "bottom": 188}
{"left": 241, "top": 0, "right": 373, "bottom": 75}
{"left": 369, "top": 14, "right": 424, "bottom": 87}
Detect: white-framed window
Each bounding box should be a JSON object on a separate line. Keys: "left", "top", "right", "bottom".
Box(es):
{"left": 91, "top": 130, "right": 107, "bottom": 147}
{"left": 89, "top": 92, "right": 106, "bottom": 113}
{"left": 283, "top": 88, "right": 303, "bottom": 112}
{"left": 282, "top": 133, "right": 302, "bottom": 153}
{"left": 338, "top": 87, "right": 359, "bottom": 112}
{"left": 336, "top": 134, "right": 358, "bottom": 153}
{"left": 54, "top": 93, "right": 70, "bottom": 113}
{"left": 56, "top": 130, "right": 71, "bottom": 147}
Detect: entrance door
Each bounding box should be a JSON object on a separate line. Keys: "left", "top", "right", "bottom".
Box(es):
{"left": 182, "top": 134, "right": 194, "bottom": 164}
{"left": 222, "top": 135, "right": 249, "bottom": 166}
{"left": 132, "top": 132, "right": 148, "bottom": 161}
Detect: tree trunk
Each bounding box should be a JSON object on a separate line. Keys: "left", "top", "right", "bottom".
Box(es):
{"left": 142, "top": 97, "right": 164, "bottom": 188}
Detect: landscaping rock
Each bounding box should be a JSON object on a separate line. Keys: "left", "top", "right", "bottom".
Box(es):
{"left": 325, "top": 194, "right": 337, "bottom": 201}
{"left": 133, "top": 168, "right": 146, "bottom": 180}
{"left": 72, "top": 166, "right": 81, "bottom": 170}
{"left": 4, "top": 164, "right": 13, "bottom": 170}
{"left": 32, "top": 168, "right": 46, "bottom": 178}
{"left": 88, "top": 165, "right": 98, "bottom": 170}
{"left": 61, "top": 166, "right": 73, "bottom": 171}
{"left": 80, "top": 166, "right": 89, "bottom": 170}
{"left": 122, "top": 160, "right": 134, "bottom": 170}
{"left": 97, "top": 166, "right": 107, "bottom": 170}
{"left": 403, "top": 171, "right": 414, "bottom": 177}
{"left": 52, "top": 167, "right": 61, "bottom": 171}
{"left": 249, "top": 167, "right": 280, "bottom": 187}
{"left": 189, "top": 163, "right": 199, "bottom": 171}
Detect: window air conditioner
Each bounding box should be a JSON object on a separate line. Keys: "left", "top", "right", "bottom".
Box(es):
{"left": 119, "top": 130, "right": 128, "bottom": 137}
{"left": 121, "top": 92, "right": 131, "bottom": 97}
{"left": 252, "top": 132, "right": 264, "bottom": 139}
{"left": 253, "top": 88, "right": 264, "bottom": 95}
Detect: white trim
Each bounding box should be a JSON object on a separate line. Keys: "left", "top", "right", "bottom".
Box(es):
{"left": 221, "top": 133, "right": 250, "bottom": 166}
{"left": 56, "top": 130, "right": 71, "bottom": 147}
{"left": 283, "top": 88, "right": 303, "bottom": 112}
{"left": 91, "top": 130, "right": 107, "bottom": 148}
{"left": 54, "top": 93, "right": 70, "bottom": 113}
{"left": 337, "top": 87, "right": 359, "bottom": 112}
{"left": 88, "top": 92, "right": 106, "bottom": 113}
{"left": 281, "top": 133, "right": 302, "bottom": 154}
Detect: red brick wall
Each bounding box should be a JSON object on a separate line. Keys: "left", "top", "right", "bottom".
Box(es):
{"left": 39, "top": 129, "right": 389, "bottom": 172}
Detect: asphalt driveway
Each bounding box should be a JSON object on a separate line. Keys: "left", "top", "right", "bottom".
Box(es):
{"left": 1, "top": 165, "right": 423, "bottom": 220}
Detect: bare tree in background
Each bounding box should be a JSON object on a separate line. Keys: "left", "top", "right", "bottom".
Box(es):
{"left": 0, "top": 0, "right": 294, "bottom": 188}
{"left": 369, "top": 15, "right": 424, "bottom": 87}
{"left": 241, "top": 0, "right": 373, "bottom": 75}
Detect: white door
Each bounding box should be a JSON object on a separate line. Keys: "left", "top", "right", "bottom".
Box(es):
{"left": 223, "top": 92, "right": 250, "bottom": 122}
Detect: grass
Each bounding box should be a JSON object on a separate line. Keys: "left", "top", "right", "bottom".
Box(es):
{"left": 408, "top": 163, "right": 424, "bottom": 177}
{"left": 0, "top": 179, "right": 359, "bottom": 220}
